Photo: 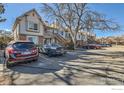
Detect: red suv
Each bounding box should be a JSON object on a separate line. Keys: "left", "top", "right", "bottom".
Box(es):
{"left": 4, "top": 41, "right": 39, "bottom": 68}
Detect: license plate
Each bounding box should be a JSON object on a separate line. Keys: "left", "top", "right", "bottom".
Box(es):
{"left": 21, "top": 51, "right": 31, "bottom": 55}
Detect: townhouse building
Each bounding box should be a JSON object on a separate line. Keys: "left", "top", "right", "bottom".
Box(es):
{"left": 13, "top": 9, "right": 96, "bottom": 47}
{"left": 12, "top": 9, "right": 44, "bottom": 45}
{"left": 44, "top": 21, "right": 94, "bottom": 47}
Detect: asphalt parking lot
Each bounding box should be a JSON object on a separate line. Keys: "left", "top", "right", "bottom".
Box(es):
{"left": 0, "top": 46, "right": 124, "bottom": 85}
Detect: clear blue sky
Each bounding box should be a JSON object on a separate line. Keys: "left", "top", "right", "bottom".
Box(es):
{"left": 0, "top": 3, "right": 124, "bottom": 37}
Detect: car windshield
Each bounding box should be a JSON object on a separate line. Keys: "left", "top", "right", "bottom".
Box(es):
{"left": 13, "top": 42, "right": 35, "bottom": 50}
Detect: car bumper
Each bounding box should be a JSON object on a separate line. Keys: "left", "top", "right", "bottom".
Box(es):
{"left": 7, "top": 55, "right": 39, "bottom": 64}
{"left": 51, "top": 51, "right": 66, "bottom": 55}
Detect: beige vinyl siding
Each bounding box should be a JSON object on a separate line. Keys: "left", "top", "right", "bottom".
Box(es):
{"left": 13, "top": 24, "right": 19, "bottom": 40}
{"left": 19, "top": 11, "right": 44, "bottom": 36}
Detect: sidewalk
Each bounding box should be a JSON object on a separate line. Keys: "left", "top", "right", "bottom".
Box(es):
{"left": 0, "top": 50, "right": 4, "bottom": 64}
{"left": 0, "top": 50, "right": 12, "bottom": 85}
{"left": 0, "top": 75, "right": 12, "bottom": 85}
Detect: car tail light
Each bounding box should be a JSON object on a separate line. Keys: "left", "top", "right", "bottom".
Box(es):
{"left": 31, "top": 48, "right": 38, "bottom": 53}
{"left": 7, "top": 48, "right": 20, "bottom": 54}
{"left": 7, "top": 48, "right": 14, "bottom": 54}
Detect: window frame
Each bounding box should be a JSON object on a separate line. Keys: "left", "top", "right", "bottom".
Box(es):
{"left": 27, "top": 21, "right": 39, "bottom": 32}
{"left": 61, "top": 31, "right": 64, "bottom": 35}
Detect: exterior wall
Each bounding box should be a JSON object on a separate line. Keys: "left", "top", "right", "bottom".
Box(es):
{"left": 59, "top": 30, "right": 66, "bottom": 38}
{"left": 76, "top": 40, "right": 85, "bottom": 46}
{"left": 44, "top": 38, "right": 51, "bottom": 44}
{"left": 44, "top": 38, "right": 56, "bottom": 44}
{"left": 27, "top": 35, "right": 38, "bottom": 44}
{"left": 65, "top": 32, "right": 71, "bottom": 39}
{"left": 76, "top": 33, "right": 82, "bottom": 40}
{"left": 19, "top": 11, "right": 44, "bottom": 36}
{"left": 19, "top": 34, "right": 26, "bottom": 40}
{"left": 13, "top": 10, "right": 45, "bottom": 45}
{"left": 19, "top": 34, "right": 44, "bottom": 45}
{"left": 53, "top": 29, "right": 66, "bottom": 39}
{"left": 13, "top": 29, "right": 17, "bottom": 41}
{"left": 46, "top": 28, "right": 88, "bottom": 47}
{"left": 54, "top": 29, "right": 85, "bottom": 41}
{"left": 13, "top": 23, "right": 20, "bottom": 40}
{"left": 38, "top": 36, "right": 44, "bottom": 44}
{"left": 47, "top": 28, "right": 71, "bottom": 40}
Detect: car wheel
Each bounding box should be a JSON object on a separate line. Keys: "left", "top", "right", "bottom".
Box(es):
{"left": 48, "top": 53, "right": 52, "bottom": 57}
{"left": 6, "top": 61, "right": 14, "bottom": 68}
{"left": 6, "top": 63, "right": 10, "bottom": 68}
{"left": 25, "top": 61, "right": 31, "bottom": 64}
{"left": 47, "top": 50, "right": 53, "bottom": 57}
{"left": 34, "top": 58, "right": 38, "bottom": 62}
{"left": 5, "top": 55, "right": 14, "bottom": 68}
{"left": 3, "top": 51, "right": 6, "bottom": 58}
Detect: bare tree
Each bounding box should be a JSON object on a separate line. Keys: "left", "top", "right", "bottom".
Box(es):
{"left": 41, "top": 3, "right": 120, "bottom": 49}
{"left": 0, "top": 3, "right": 6, "bottom": 22}
{"left": 114, "top": 36, "right": 122, "bottom": 45}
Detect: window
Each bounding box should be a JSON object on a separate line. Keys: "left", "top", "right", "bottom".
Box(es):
{"left": 66, "top": 33, "right": 68, "bottom": 38}
{"left": 61, "top": 31, "right": 63, "bottom": 35}
{"left": 66, "top": 33, "right": 70, "bottom": 39}
{"left": 13, "top": 42, "right": 35, "bottom": 50}
{"left": 79, "top": 34, "right": 80, "bottom": 39}
{"left": 34, "top": 23, "right": 38, "bottom": 30}
{"left": 32, "top": 13, "right": 35, "bottom": 16}
{"left": 28, "top": 21, "right": 38, "bottom": 31}
{"left": 27, "top": 36, "right": 38, "bottom": 44}
{"left": 28, "top": 37, "right": 33, "bottom": 42}
{"left": 81, "top": 35, "right": 84, "bottom": 40}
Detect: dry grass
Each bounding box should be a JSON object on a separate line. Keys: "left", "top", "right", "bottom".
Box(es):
{"left": 105, "top": 45, "right": 124, "bottom": 51}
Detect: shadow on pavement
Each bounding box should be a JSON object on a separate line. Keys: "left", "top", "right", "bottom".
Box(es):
{"left": 1, "top": 48, "right": 124, "bottom": 85}
{"left": 9, "top": 62, "right": 63, "bottom": 74}
{"left": 0, "top": 52, "right": 4, "bottom": 64}
{"left": 9, "top": 50, "right": 124, "bottom": 75}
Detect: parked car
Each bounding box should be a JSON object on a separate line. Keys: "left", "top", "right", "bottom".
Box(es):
{"left": 100, "top": 44, "right": 112, "bottom": 47}
{"left": 39, "top": 43, "right": 66, "bottom": 57}
{"left": 82, "top": 44, "right": 102, "bottom": 49}
{"left": 4, "top": 41, "right": 39, "bottom": 68}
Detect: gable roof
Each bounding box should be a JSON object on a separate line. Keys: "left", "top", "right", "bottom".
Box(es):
{"left": 12, "top": 8, "right": 45, "bottom": 31}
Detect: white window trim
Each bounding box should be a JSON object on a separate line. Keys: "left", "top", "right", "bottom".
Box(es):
{"left": 27, "top": 21, "right": 39, "bottom": 32}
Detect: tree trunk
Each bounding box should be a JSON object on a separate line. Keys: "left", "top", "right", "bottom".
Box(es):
{"left": 116, "top": 41, "right": 118, "bottom": 46}
{"left": 73, "top": 40, "right": 76, "bottom": 50}
{"left": 71, "top": 36, "right": 77, "bottom": 50}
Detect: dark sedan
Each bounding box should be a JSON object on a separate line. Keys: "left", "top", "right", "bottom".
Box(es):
{"left": 39, "top": 43, "right": 66, "bottom": 57}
